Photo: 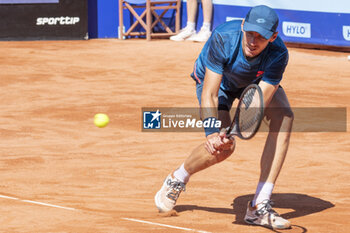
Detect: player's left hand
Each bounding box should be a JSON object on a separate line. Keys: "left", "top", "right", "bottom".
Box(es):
{"left": 215, "top": 130, "right": 235, "bottom": 152}
{"left": 205, "top": 130, "right": 235, "bottom": 155}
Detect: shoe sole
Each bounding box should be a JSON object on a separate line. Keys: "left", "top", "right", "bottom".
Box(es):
{"left": 170, "top": 38, "right": 185, "bottom": 42}
{"left": 154, "top": 190, "right": 164, "bottom": 212}
{"left": 244, "top": 218, "right": 291, "bottom": 230}
{"left": 154, "top": 187, "right": 174, "bottom": 213}
{"left": 171, "top": 33, "right": 195, "bottom": 42}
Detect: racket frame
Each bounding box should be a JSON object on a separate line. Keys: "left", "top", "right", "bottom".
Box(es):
{"left": 226, "top": 84, "right": 264, "bottom": 140}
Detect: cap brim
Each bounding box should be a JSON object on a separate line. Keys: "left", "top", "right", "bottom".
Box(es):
{"left": 243, "top": 21, "right": 273, "bottom": 39}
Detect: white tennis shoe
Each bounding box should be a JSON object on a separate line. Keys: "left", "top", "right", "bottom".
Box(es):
{"left": 154, "top": 174, "right": 186, "bottom": 212}
{"left": 170, "top": 27, "right": 196, "bottom": 41}
{"left": 244, "top": 199, "right": 291, "bottom": 230}
{"left": 186, "top": 27, "right": 211, "bottom": 42}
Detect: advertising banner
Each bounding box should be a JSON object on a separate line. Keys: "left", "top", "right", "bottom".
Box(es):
{"left": 0, "top": 0, "right": 59, "bottom": 3}
{"left": 0, "top": 0, "right": 88, "bottom": 40}
{"left": 182, "top": 0, "right": 350, "bottom": 48}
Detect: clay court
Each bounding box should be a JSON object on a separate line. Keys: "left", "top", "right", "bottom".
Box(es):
{"left": 0, "top": 39, "right": 349, "bottom": 232}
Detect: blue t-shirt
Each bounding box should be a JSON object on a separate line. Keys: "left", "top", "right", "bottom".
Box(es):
{"left": 191, "top": 20, "right": 288, "bottom": 92}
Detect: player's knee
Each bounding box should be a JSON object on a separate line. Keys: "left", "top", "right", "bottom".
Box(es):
{"left": 268, "top": 107, "right": 294, "bottom": 131}
{"left": 282, "top": 108, "right": 294, "bottom": 125}
{"left": 267, "top": 106, "right": 293, "bottom": 120}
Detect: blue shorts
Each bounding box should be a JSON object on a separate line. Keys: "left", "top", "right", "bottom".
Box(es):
{"left": 196, "top": 83, "right": 245, "bottom": 111}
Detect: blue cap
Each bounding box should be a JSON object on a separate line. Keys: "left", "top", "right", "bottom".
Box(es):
{"left": 243, "top": 5, "right": 279, "bottom": 39}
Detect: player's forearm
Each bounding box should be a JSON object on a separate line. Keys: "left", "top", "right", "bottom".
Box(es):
{"left": 200, "top": 94, "right": 222, "bottom": 136}
{"left": 200, "top": 68, "right": 222, "bottom": 136}
{"left": 200, "top": 94, "right": 218, "bottom": 120}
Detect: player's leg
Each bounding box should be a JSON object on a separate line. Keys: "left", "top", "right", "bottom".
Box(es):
{"left": 183, "top": 109, "right": 233, "bottom": 174}
{"left": 155, "top": 110, "right": 234, "bottom": 213}
{"left": 245, "top": 86, "right": 293, "bottom": 229}
{"left": 154, "top": 84, "right": 235, "bottom": 212}
{"left": 256, "top": 86, "right": 293, "bottom": 195}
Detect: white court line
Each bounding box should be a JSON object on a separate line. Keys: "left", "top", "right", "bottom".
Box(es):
{"left": 0, "top": 194, "right": 19, "bottom": 200}
{"left": 22, "top": 200, "right": 76, "bottom": 211}
{"left": 122, "top": 217, "right": 211, "bottom": 233}
{"left": 1, "top": 194, "right": 210, "bottom": 232}
{"left": 0, "top": 194, "right": 76, "bottom": 211}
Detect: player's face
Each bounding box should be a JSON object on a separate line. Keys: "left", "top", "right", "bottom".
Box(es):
{"left": 242, "top": 30, "right": 277, "bottom": 58}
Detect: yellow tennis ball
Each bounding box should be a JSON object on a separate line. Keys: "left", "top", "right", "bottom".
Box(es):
{"left": 94, "top": 113, "right": 109, "bottom": 128}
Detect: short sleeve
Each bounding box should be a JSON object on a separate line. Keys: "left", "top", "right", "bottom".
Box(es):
{"left": 262, "top": 50, "right": 289, "bottom": 85}
{"left": 205, "top": 31, "right": 228, "bottom": 75}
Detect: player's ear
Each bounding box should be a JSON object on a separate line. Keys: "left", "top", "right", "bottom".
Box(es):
{"left": 241, "top": 19, "right": 245, "bottom": 30}
{"left": 269, "top": 32, "right": 278, "bottom": 42}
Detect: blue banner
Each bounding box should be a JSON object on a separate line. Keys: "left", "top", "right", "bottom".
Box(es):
{"left": 182, "top": 0, "right": 350, "bottom": 48}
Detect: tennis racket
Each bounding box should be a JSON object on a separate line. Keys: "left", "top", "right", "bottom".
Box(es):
{"left": 226, "top": 84, "right": 264, "bottom": 140}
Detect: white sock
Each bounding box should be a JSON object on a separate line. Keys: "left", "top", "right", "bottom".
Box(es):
{"left": 186, "top": 22, "right": 196, "bottom": 31}
{"left": 252, "top": 182, "right": 274, "bottom": 206}
{"left": 201, "top": 22, "right": 211, "bottom": 31}
{"left": 173, "top": 163, "right": 190, "bottom": 183}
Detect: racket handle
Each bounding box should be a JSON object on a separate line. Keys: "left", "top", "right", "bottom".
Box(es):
{"left": 226, "top": 124, "right": 237, "bottom": 137}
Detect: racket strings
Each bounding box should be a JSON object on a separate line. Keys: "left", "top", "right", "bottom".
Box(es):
{"left": 239, "top": 88, "right": 263, "bottom": 137}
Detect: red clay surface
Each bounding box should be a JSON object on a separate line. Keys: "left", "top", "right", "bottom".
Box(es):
{"left": 0, "top": 39, "right": 349, "bottom": 233}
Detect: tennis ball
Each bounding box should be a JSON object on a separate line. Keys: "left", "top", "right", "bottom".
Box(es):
{"left": 94, "top": 113, "right": 109, "bottom": 128}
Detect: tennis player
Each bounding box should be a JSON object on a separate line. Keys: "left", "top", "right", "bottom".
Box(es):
{"left": 155, "top": 5, "right": 293, "bottom": 230}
